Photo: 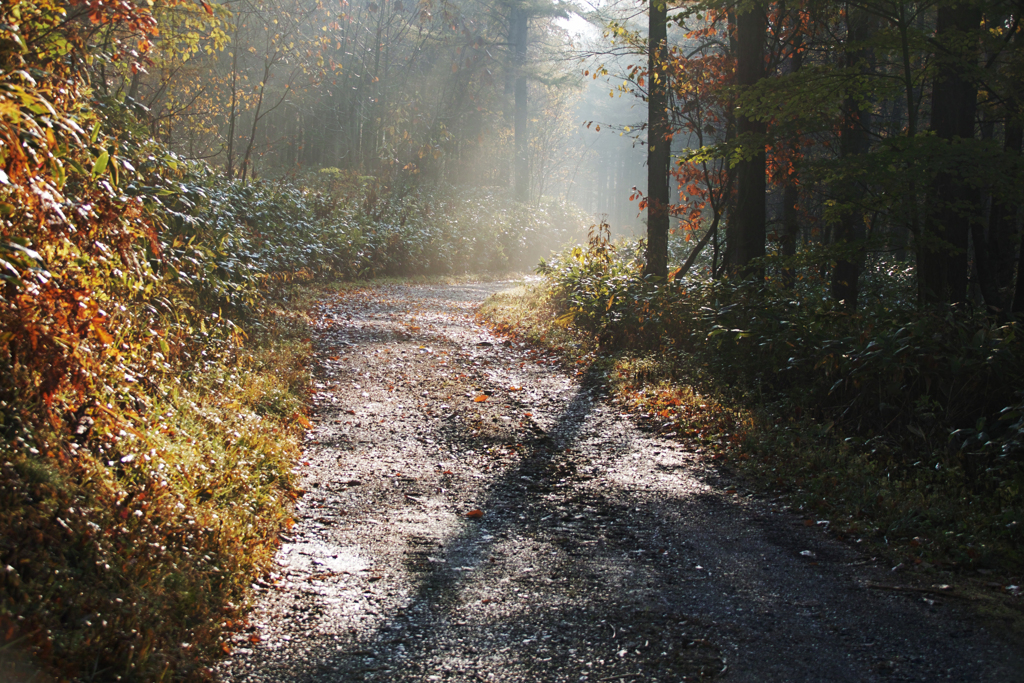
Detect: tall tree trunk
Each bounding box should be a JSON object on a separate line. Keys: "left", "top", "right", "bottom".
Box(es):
{"left": 727, "top": 3, "right": 766, "bottom": 276}
{"left": 644, "top": 0, "right": 670, "bottom": 278}
{"left": 512, "top": 6, "right": 529, "bottom": 203}
{"left": 781, "top": 33, "right": 804, "bottom": 289}
{"left": 918, "top": 2, "right": 982, "bottom": 304}
{"left": 975, "top": 116, "right": 1021, "bottom": 316}
{"left": 225, "top": 19, "right": 241, "bottom": 179}
{"left": 240, "top": 62, "right": 271, "bottom": 183}
{"left": 831, "top": 6, "right": 872, "bottom": 310}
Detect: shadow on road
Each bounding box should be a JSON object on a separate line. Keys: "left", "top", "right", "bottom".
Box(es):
{"left": 256, "top": 284, "right": 1022, "bottom": 683}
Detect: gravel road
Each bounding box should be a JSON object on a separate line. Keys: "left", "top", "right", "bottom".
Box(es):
{"left": 217, "top": 282, "right": 1024, "bottom": 683}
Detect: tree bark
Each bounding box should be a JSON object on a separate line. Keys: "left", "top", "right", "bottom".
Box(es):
{"left": 781, "top": 34, "right": 804, "bottom": 289}
{"left": 678, "top": 212, "right": 722, "bottom": 280}
{"left": 512, "top": 6, "right": 529, "bottom": 203}
{"left": 644, "top": 0, "right": 670, "bottom": 278}
{"left": 918, "top": 2, "right": 982, "bottom": 305}
{"left": 831, "top": 6, "right": 872, "bottom": 310}
{"left": 225, "top": 18, "right": 241, "bottom": 179}
{"left": 727, "top": 3, "right": 766, "bottom": 276}
{"left": 975, "top": 116, "right": 1021, "bottom": 316}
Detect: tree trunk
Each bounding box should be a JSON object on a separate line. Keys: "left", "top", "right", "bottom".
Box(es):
{"left": 975, "top": 117, "right": 1021, "bottom": 316}
{"left": 225, "top": 20, "right": 241, "bottom": 179}
{"left": 781, "top": 34, "right": 804, "bottom": 289}
{"left": 831, "top": 6, "right": 872, "bottom": 310}
{"left": 918, "top": 2, "right": 982, "bottom": 305}
{"left": 727, "top": 3, "right": 766, "bottom": 276}
{"left": 512, "top": 6, "right": 529, "bottom": 203}
{"left": 644, "top": 0, "right": 670, "bottom": 278}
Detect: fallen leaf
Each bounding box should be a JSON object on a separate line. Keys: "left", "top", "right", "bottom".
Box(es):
{"left": 295, "top": 415, "right": 313, "bottom": 429}
{"left": 466, "top": 509, "right": 484, "bottom": 518}
{"left": 92, "top": 318, "right": 114, "bottom": 345}
{"left": 508, "top": 386, "right": 523, "bottom": 391}
{"left": 473, "top": 394, "right": 488, "bottom": 402}
{"left": 221, "top": 643, "right": 232, "bottom": 655}
{"left": 248, "top": 634, "right": 261, "bottom": 644}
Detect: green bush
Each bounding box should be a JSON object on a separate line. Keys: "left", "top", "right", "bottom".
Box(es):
{"left": 538, "top": 239, "right": 1024, "bottom": 568}
{"left": 145, "top": 168, "right": 586, "bottom": 315}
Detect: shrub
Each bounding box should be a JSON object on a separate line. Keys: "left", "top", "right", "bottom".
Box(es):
{"left": 536, "top": 238, "right": 1024, "bottom": 569}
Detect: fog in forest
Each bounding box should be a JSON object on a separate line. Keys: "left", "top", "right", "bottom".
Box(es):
{"left": 110, "top": 0, "right": 662, "bottom": 251}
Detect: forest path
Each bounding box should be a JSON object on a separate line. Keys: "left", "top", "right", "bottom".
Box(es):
{"left": 217, "top": 282, "right": 1022, "bottom": 683}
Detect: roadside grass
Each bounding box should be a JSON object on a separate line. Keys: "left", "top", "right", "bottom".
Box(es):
{"left": 0, "top": 286, "right": 316, "bottom": 682}
{"left": 476, "top": 283, "right": 589, "bottom": 353}
{"left": 477, "top": 279, "right": 1024, "bottom": 628}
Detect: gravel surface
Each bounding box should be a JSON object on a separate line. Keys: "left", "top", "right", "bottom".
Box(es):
{"left": 217, "top": 282, "right": 1024, "bottom": 683}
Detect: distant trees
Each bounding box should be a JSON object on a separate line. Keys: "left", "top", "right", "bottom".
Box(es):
{"left": 618, "top": 0, "right": 1024, "bottom": 310}
{"left": 79, "top": 0, "right": 578, "bottom": 199}
{"left": 26, "top": 0, "right": 1023, "bottom": 309}
{"left": 511, "top": 2, "right": 530, "bottom": 201}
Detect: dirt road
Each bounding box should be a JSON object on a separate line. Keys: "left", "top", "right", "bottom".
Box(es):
{"left": 217, "top": 282, "right": 1023, "bottom": 682}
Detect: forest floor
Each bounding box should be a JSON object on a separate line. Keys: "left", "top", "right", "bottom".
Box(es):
{"left": 216, "top": 281, "right": 1024, "bottom": 683}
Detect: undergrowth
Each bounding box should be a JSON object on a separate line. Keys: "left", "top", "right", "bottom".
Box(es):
{"left": 0, "top": 281, "right": 314, "bottom": 681}
{"left": 479, "top": 234, "right": 1024, "bottom": 578}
